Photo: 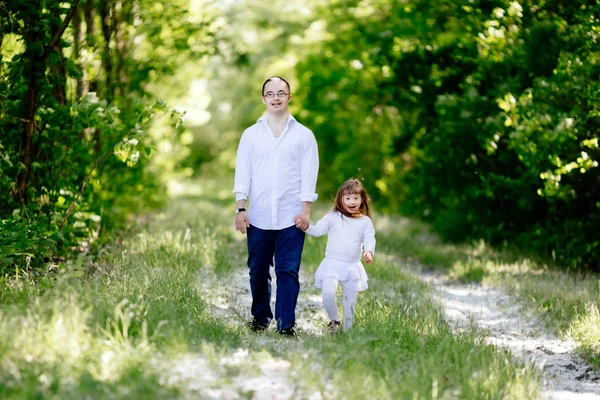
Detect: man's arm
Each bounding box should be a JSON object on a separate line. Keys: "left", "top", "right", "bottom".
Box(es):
{"left": 299, "top": 132, "right": 319, "bottom": 203}
{"left": 233, "top": 130, "right": 251, "bottom": 234}
{"left": 296, "top": 131, "right": 319, "bottom": 230}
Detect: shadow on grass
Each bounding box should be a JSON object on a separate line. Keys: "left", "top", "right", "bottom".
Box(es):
{"left": 0, "top": 361, "right": 181, "bottom": 400}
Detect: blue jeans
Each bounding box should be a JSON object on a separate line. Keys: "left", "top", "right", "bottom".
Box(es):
{"left": 247, "top": 224, "right": 306, "bottom": 330}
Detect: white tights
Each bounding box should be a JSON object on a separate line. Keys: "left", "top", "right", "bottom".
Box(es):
{"left": 321, "top": 277, "right": 359, "bottom": 332}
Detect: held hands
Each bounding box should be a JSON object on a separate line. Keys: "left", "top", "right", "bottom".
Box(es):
{"left": 294, "top": 212, "right": 310, "bottom": 231}
{"left": 363, "top": 251, "right": 374, "bottom": 264}
{"left": 295, "top": 201, "right": 312, "bottom": 232}
{"left": 235, "top": 211, "right": 250, "bottom": 234}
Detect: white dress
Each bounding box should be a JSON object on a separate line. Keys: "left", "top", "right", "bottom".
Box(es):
{"left": 306, "top": 211, "right": 376, "bottom": 292}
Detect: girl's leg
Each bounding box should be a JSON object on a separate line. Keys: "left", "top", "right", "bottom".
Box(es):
{"left": 321, "top": 277, "right": 339, "bottom": 321}
{"left": 341, "top": 285, "right": 359, "bottom": 332}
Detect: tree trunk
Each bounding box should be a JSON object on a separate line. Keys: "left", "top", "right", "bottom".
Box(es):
{"left": 73, "top": 5, "right": 89, "bottom": 99}
{"left": 50, "top": 44, "right": 67, "bottom": 105}
{"left": 14, "top": 78, "right": 40, "bottom": 204}
{"left": 99, "top": 0, "right": 115, "bottom": 102}
{"left": 13, "top": 1, "right": 81, "bottom": 204}
{"left": 13, "top": 8, "right": 44, "bottom": 204}
{"left": 84, "top": 0, "right": 98, "bottom": 93}
{"left": 0, "top": 33, "right": 4, "bottom": 76}
{"left": 114, "top": 0, "right": 133, "bottom": 98}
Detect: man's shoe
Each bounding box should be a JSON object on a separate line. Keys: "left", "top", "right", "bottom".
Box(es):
{"left": 278, "top": 327, "right": 296, "bottom": 337}
{"left": 327, "top": 320, "right": 341, "bottom": 334}
{"left": 247, "top": 318, "right": 269, "bottom": 332}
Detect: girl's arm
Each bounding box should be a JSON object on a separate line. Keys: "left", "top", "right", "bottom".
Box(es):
{"left": 362, "top": 218, "right": 376, "bottom": 261}
{"left": 305, "top": 212, "right": 332, "bottom": 237}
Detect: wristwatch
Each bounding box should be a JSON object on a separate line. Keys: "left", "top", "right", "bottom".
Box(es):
{"left": 235, "top": 207, "right": 246, "bottom": 215}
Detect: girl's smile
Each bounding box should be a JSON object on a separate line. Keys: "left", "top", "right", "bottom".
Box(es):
{"left": 342, "top": 193, "right": 362, "bottom": 215}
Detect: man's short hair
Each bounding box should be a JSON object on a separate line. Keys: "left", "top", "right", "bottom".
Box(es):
{"left": 262, "top": 76, "right": 291, "bottom": 96}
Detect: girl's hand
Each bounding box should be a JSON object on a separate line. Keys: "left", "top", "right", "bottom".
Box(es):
{"left": 363, "top": 251, "right": 373, "bottom": 264}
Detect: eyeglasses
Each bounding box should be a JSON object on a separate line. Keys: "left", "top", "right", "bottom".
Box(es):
{"left": 263, "top": 91, "right": 289, "bottom": 98}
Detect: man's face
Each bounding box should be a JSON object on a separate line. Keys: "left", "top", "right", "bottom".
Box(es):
{"left": 262, "top": 79, "right": 291, "bottom": 112}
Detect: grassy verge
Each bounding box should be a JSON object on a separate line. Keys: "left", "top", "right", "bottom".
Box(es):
{"left": 0, "top": 178, "right": 543, "bottom": 398}
{"left": 0, "top": 181, "right": 240, "bottom": 398}
{"left": 376, "top": 212, "right": 600, "bottom": 368}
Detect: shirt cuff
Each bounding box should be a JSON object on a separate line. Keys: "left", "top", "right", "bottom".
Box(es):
{"left": 235, "top": 192, "right": 247, "bottom": 202}
{"left": 299, "top": 192, "right": 318, "bottom": 203}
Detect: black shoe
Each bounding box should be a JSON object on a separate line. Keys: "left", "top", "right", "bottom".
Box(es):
{"left": 278, "top": 327, "right": 296, "bottom": 337}
{"left": 247, "top": 318, "right": 269, "bottom": 332}
{"left": 327, "top": 320, "right": 341, "bottom": 334}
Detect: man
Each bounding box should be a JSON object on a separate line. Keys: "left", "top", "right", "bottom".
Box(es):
{"left": 233, "top": 76, "right": 319, "bottom": 336}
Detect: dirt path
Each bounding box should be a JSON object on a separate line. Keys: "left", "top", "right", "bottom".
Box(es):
{"left": 420, "top": 270, "right": 600, "bottom": 400}
{"left": 161, "top": 265, "right": 328, "bottom": 400}
{"left": 164, "top": 243, "right": 600, "bottom": 399}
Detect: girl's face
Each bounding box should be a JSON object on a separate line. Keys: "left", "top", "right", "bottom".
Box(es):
{"left": 342, "top": 192, "right": 362, "bottom": 215}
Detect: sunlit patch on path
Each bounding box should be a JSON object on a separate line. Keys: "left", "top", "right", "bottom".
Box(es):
{"left": 420, "top": 271, "right": 600, "bottom": 400}
{"left": 161, "top": 252, "right": 330, "bottom": 399}
{"left": 202, "top": 262, "right": 331, "bottom": 337}
{"left": 157, "top": 351, "right": 299, "bottom": 399}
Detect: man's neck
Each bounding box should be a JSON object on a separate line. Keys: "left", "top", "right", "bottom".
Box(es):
{"left": 267, "top": 110, "right": 288, "bottom": 124}
{"left": 267, "top": 111, "right": 289, "bottom": 137}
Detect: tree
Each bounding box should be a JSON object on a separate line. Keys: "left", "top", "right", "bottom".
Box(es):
{"left": 0, "top": 0, "right": 219, "bottom": 274}
{"left": 295, "top": 0, "right": 600, "bottom": 269}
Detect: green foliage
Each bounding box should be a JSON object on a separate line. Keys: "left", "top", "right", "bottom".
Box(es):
{"left": 295, "top": 0, "right": 600, "bottom": 270}
{"left": 0, "top": 0, "right": 217, "bottom": 275}
{"left": 0, "top": 90, "right": 179, "bottom": 272}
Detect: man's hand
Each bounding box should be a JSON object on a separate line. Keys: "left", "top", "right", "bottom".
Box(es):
{"left": 294, "top": 201, "right": 311, "bottom": 231}
{"left": 235, "top": 211, "right": 250, "bottom": 234}
{"left": 363, "top": 251, "right": 374, "bottom": 264}
{"left": 294, "top": 214, "right": 309, "bottom": 231}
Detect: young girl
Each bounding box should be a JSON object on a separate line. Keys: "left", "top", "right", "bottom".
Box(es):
{"left": 299, "top": 179, "right": 375, "bottom": 333}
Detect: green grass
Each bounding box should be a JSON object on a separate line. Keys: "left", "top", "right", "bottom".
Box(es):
{"left": 375, "top": 211, "right": 600, "bottom": 369}
{"left": 0, "top": 177, "right": 544, "bottom": 398}
{"left": 259, "top": 249, "right": 541, "bottom": 399}
{"left": 0, "top": 181, "right": 241, "bottom": 398}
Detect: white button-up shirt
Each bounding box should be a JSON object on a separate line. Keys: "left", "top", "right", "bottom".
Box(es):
{"left": 233, "top": 113, "right": 319, "bottom": 230}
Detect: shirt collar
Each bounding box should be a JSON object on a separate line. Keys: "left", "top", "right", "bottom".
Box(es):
{"left": 257, "top": 113, "right": 296, "bottom": 125}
